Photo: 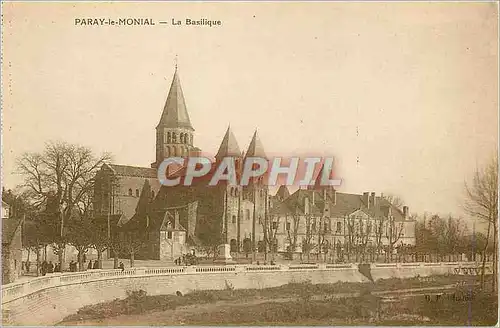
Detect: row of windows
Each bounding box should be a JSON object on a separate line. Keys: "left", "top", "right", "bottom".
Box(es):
{"left": 166, "top": 132, "right": 192, "bottom": 145}
{"left": 127, "top": 188, "right": 155, "bottom": 198}
{"left": 165, "top": 145, "right": 189, "bottom": 157}
{"left": 228, "top": 188, "right": 266, "bottom": 198}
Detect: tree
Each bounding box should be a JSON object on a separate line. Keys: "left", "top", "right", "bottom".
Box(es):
{"left": 302, "top": 214, "right": 316, "bottom": 262}
{"left": 384, "top": 215, "right": 404, "bottom": 262}
{"left": 16, "top": 141, "right": 111, "bottom": 270}
{"left": 284, "top": 212, "right": 300, "bottom": 260}
{"left": 67, "top": 216, "right": 94, "bottom": 271}
{"left": 261, "top": 213, "right": 281, "bottom": 262}
{"left": 464, "top": 157, "right": 498, "bottom": 291}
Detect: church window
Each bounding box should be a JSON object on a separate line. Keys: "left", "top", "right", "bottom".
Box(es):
{"left": 172, "top": 133, "right": 177, "bottom": 143}
{"left": 232, "top": 215, "right": 236, "bottom": 224}
{"left": 167, "top": 231, "right": 172, "bottom": 239}
{"left": 135, "top": 189, "right": 140, "bottom": 197}
{"left": 336, "top": 222, "right": 342, "bottom": 233}
{"left": 246, "top": 209, "right": 251, "bottom": 221}
{"left": 167, "top": 132, "right": 171, "bottom": 143}
{"left": 180, "top": 132, "right": 185, "bottom": 143}
{"left": 286, "top": 222, "right": 291, "bottom": 231}
{"left": 128, "top": 189, "right": 132, "bottom": 196}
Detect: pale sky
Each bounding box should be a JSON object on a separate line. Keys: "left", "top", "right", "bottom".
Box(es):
{"left": 1, "top": 2, "right": 498, "bottom": 221}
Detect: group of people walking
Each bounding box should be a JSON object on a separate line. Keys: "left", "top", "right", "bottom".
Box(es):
{"left": 39, "top": 261, "right": 61, "bottom": 275}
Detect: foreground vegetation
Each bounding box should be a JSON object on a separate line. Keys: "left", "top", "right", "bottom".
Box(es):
{"left": 61, "top": 275, "right": 497, "bottom": 326}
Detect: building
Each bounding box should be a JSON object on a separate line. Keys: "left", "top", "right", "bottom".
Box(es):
{"left": 93, "top": 68, "right": 415, "bottom": 261}
{"left": 2, "top": 200, "right": 23, "bottom": 284}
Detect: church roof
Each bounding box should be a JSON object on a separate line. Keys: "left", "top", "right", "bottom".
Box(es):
{"left": 157, "top": 69, "right": 194, "bottom": 130}
{"left": 245, "top": 130, "right": 266, "bottom": 158}
{"left": 215, "top": 125, "right": 241, "bottom": 159}
{"left": 107, "top": 164, "right": 157, "bottom": 178}
{"left": 275, "top": 185, "right": 290, "bottom": 200}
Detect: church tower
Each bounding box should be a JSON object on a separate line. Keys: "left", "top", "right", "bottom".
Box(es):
{"left": 152, "top": 67, "right": 199, "bottom": 168}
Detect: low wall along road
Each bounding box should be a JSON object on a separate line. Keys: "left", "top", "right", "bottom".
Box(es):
{"left": 1, "top": 262, "right": 493, "bottom": 326}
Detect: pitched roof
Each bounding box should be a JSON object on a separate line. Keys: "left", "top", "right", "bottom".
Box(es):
{"left": 215, "top": 126, "right": 241, "bottom": 159}
{"left": 245, "top": 130, "right": 266, "bottom": 158}
{"left": 277, "top": 188, "right": 407, "bottom": 221}
{"left": 275, "top": 185, "right": 290, "bottom": 200}
{"left": 2, "top": 218, "right": 22, "bottom": 244}
{"left": 157, "top": 69, "right": 194, "bottom": 130}
{"left": 107, "top": 164, "right": 157, "bottom": 178}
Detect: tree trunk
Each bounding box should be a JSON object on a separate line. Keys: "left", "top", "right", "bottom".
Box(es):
{"left": 97, "top": 249, "right": 103, "bottom": 269}
{"left": 78, "top": 251, "right": 85, "bottom": 272}
{"left": 130, "top": 251, "right": 135, "bottom": 267}
{"left": 36, "top": 248, "right": 40, "bottom": 277}
{"left": 481, "top": 220, "right": 491, "bottom": 288}
{"left": 493, "top": 222, "right": 498, "bottom": 292}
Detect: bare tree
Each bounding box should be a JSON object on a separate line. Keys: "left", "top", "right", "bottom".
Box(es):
{"left": 464, "top": 157, "right": 498, "bottom": 291}
{"left": 385, "top": 215, "right": 404, "bottom": 262}
{"left": 284, "top": 212, "right": 300, "bottom": 260}
{"left": 261, "top": 213, "right": 281, "bottom": 262}
{"left": 16, "top": 141, "right": 111, "bottom": 270}
{"left": 302, "top": 214, "right": 316, "bottom": 262}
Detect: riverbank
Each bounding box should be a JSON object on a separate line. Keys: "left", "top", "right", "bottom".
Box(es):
{"left": 60, "top": 275, "right": 497, "bottom": 326}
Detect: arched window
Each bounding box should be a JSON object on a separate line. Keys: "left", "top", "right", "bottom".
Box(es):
{"left": 172, "top": 133, "right": 177, "bottom": 143}
{"left": 167, "top": 132, "right": 171, "bottom": 143}
{"left": 180, "top": 132, "right": 184, "bottom": 143}
{"left": 232, "top": 215, "right": 236, "bottom": 224}
{"left": 128, "top": 188, "right": 132, "bottom": 196}
{"left": 135, "top": 189, "right": 140, "bottom": 197}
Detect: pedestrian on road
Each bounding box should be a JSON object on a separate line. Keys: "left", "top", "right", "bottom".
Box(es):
{"left": 47, "top": 261, "right": 54, "bottom": 273}
{"left": 41, "top": 260, "right": 47, "bottom": 276}
{"left": 119, "top": 261, "right": 125, "bottom": 272}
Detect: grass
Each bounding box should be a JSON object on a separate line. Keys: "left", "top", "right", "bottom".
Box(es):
{"left": 61, "top": 275, "right": 496, "bottom": 326}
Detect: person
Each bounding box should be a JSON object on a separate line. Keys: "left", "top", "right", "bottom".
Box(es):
{"left": 54, "top": 263, "right": 60, "bottom": 273}
{"left": 93, "top": 260, "right": 99, "bottom": 269}
{"left": 174, "top": 258, "right": 178, "bottom": 266}
{"left": 41, "top": 260, "right": 48, "bottom": 276}
{"left": 69, "top": 260, "right": 76, "bottom": 272}
{"left": 47, "top": 261, "right": 54, "bottom": 273}
{"left": 87, "top": 260, "right": 93, "bottom": 270}
{"left": 119, "top": 262, "right": 125, "bottom": 272}
{"left": 25, "top": 260, "right": 30, "bottom": 273}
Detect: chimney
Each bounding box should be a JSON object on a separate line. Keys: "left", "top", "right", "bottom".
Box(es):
{"left": 363, "top": 192, "right": 370, "bottom": 209}
{"left": 174, "top": 211, "right": 180, "bottom": 229}
{"left": 370, "top": 192, "right": 376, "bottom": 207}
{"left": 403, "top": 206, "right": 409, "bottom": 219}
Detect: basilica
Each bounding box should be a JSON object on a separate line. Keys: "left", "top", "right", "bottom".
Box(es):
{"left": 93, "top": 68, "right": 416, "bottom": 261}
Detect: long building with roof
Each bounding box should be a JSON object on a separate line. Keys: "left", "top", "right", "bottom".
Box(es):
{"left": 93, "top": 68, "right": 415, "bottom": 261}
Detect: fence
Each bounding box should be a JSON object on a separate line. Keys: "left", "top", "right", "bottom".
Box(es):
{"left": 2, "top": 261, "right": 491, "bottom": 305}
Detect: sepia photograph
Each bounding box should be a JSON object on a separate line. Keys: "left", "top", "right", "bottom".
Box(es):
{"left": 1, "top": 1, "right": 498, "bottom": 326}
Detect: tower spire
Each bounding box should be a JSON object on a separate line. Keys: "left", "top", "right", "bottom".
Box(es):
{"left": 215, "top": 125, "right": 241, "bottom": 160}
{"left": 156, "top": 68, "right": 193, "bottom": 130}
